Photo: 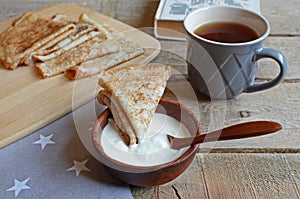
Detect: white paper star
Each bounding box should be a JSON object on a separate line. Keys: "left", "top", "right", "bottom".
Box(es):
{"left": 33, "top": 134, "right": 55, "bottom": 150}
{"left": 67, "top": 159, "right": 91, "bottom": 176}
{"left": 6, "top": 178, "right": 30, "bottom": 197}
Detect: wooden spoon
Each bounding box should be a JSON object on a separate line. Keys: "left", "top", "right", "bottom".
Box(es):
{"left": 168, "top": 121, "right": 282, "bottom": 150}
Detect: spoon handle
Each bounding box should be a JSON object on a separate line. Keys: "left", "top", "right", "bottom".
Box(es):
{"left": 169, "top": 121, "right": 282, "bottom": 150}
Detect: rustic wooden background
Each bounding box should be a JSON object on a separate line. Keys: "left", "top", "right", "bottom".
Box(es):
{"left": 0, "top": 0, "right": 160, "bottom": 28}
{"left": 0, "top": 0, "right": 299, "bottom": 198}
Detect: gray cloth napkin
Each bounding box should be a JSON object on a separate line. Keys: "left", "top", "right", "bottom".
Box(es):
{"left": 0, "top": 99, "right": 133, "bottom": 199}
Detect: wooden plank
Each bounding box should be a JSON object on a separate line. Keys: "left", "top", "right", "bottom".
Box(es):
{"left": 0, "top": 3, "right": 160, "bottom": 148}
{"left": 0, "top": 0, "right": 102, "bottom": 21}
{"left": 162, "top": 81, "right": 300, "bottom": 150}
{"left": 132, "top": 153, "right": 300, "bottom": 199}
{"left": 202, "top": 153, "right": 300, "bottom": 199}
{"left": 0, "top": 0, "right": 160, "bottom": 28}
{"left": 164, "top": 81, "right": 300, "bottom": 130}
{"left": 100, "top": 0, "right": 160, "bottom": 28}
{"left": 260, "top": 37, "right": 300, "bottom": 80}
{"left": 200, "top": 153, "right": 257, "bottom": 199}
{"left": 197, "top": 83, "right": 300, "bottom": 131}
{"left": 284, "top": 154, "right": 300, "bottom": 196}
{"left": 261, "top": 0, "right": 300, "bottom": 35}
{"left": 156, "top": 155, "right": 209, "bottom": 199}
{"left": 132, "top": 154, "right": 209, "bottom": 199}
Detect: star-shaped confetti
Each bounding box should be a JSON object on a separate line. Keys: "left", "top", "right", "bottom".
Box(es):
{"left": 6, "top": 178, "right": 30, "bottom": 198}
{"left": 67, "top": 159, "right": 91, "bottom": 176}
{"left": 33, "top": 134, "right": 55, "bottom": 150}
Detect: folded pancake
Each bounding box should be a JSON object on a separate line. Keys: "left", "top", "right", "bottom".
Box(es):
{"left": 79, "top": 13, "right": 113, "bottom": 40}
{"left": 0, "top": 12, "right": 76, "bottom": 69}
{"left": 97, "top": 64, "right": 172, "bottom": 146}
{"left": 35, "top": 14, "right": 118, "bottom": 78}
{"left": 33, "top": 25, "right": 102, "bottom": 62}
{"left": 33, "top": 14, "right": 113, "bottom": 63}
{"left": 35, "top": 35, "right": 120, "bottom": 78}
{"left": 65, "top": 36, "right": 144, "bottom": 80}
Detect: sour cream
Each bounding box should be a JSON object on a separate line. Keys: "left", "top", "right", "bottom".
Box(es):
{"left": 100, "top": 113, "right": 190, "bottom": 166}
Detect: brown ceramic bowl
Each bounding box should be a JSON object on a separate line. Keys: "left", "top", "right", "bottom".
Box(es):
{"left": 92, "top": 98, "right": 201, "bottom": 187}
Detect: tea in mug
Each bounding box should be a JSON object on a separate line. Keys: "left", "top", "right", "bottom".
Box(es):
{"left": 194, "top": 22, "right": 259, "bottom": 43}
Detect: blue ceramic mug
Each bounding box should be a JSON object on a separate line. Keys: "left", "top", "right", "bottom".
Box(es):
{"left": 184, "top": 6, "right": 288, "bottom": 99}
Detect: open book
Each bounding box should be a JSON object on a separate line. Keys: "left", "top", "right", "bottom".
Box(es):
{"left": 154, "top": 0, "right": 261, "bottom": 41}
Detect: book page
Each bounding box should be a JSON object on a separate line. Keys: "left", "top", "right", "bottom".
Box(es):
{"left": 159, "top": 0, "right": 260, "bottom": 21}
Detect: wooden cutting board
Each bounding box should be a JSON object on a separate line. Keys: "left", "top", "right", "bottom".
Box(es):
{"left": 0, "top": 3, "right": 161, "bottom": 148}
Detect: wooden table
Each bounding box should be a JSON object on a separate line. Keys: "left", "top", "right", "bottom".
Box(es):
{"left": 1, "top": 1, "right": 299, "bottom": 198}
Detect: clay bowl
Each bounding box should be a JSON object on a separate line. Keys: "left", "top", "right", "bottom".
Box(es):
{"left": 92, "top": 98, "right": 201, "bottom": 187}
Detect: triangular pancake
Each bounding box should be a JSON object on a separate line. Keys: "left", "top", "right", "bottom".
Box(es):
{"left": 97, "top": 64, "right": 172, "bottom": 146}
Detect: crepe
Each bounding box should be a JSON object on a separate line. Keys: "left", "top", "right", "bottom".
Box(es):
{"left": 79, "top": 13, "right": 113, "bottom": 40}
{"left": 33, "top": 14, "right": 113, "bottom": 63}
{"left": 34, "top": 14, "right": 120, "bottom": 78}
{"left": 97, "top": 64, "right": 172, "bottom": 146}
{"left": 65, "top": 36, "right": 144, "bottom": 80}
{"left": 35, "top": 35, "right": 120, "bottom": 78}
{"left": 0, "top": 12, "right": 76, "bottom": 69}
{"left": 0, "top": 11, "right": 145, "bottom": 81}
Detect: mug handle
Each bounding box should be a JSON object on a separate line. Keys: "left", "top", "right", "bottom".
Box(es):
{"left": 244, "top": 48, "right": 288, "bottom": 93}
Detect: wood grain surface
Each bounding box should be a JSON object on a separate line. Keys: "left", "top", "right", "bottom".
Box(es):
{"left": 0, "top": 1, "right": 299, "bottom": 198}
{"left": 132, "top": 153, "right": 300, "bottom": 199}
{"left": 0, "top": 3, "right": 160, "bottom": 148}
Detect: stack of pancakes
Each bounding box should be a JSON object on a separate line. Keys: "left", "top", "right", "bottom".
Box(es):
{"left": 0, "top": 12, "right": 144, "bottom": 80}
